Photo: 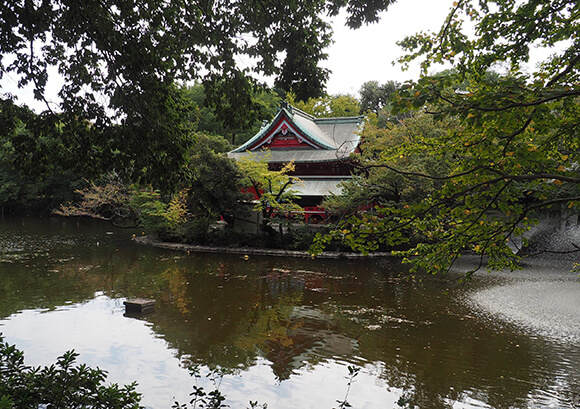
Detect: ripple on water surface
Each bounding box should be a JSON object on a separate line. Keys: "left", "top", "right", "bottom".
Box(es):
{"left": 468, "top": 271, "right": 580, "bottom": 409}
{"left": 3, "top": 218, "right": 580, "bottom": 409}
{"left": 470, "top": 280, "right": 580, "bottom": 343}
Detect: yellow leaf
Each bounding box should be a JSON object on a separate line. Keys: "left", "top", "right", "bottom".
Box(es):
{"left": 557, "top": 165, "right": 564, "bottom": 172}
{"left": 562, "top": 155, "right": 569, "bottom": 161}
{"left": 569, "top": 201, "right": 575, "bottom": 208}
{"left": 553, "top": 179, "right": 563, "bottom": 186}
{"left": 414, "top": 91, "right": 421, "bottom": 97}
{"left": 505, "top": 152, "right": 514, "bottom": 156}
{"left": 467, "top": 113, "right": 476, "bottom": 118}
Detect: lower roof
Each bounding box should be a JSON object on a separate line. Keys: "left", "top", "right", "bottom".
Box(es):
{"left": 228, "top": 148, "right": 354, "bottom": 163}
{"left": 291, "top": 176, "right": 350, "bottom": 197}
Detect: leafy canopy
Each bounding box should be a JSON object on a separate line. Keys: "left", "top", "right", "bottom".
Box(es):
{"left": 1, "top": 0, "right": 397, "bottom": 189}
{"left": 314, "top": 0, "right": 580, "bottom": 277}
{"left": 324, "top": 111, "right": 457, "bottom": 214}
{"left": 358, "top": 80, "right": 400, "bottom": 115}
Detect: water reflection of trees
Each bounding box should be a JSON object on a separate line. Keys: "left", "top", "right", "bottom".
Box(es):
{"left": 1, "top": 222, "right": 576, "bottom": 409}
{"left": 148, "top": 265, "right": 359, "bottom": 380}
{"left": 143, "top": 261, "right": 559, "bottom": 409}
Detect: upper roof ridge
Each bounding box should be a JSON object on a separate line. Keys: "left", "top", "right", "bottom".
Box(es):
{"left": 289, "top": 106, "right": 316, "bottom": 122}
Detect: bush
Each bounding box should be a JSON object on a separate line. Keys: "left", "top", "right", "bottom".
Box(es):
{"left": 284, "top": 225, "right": 319, "bottom": 250}
{"left": 0, "top": 334, "right": 142, "bottom": 409}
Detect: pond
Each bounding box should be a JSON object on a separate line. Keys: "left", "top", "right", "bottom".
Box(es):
{"left": 0, "top": 216, "right": 579, "bottom": 408}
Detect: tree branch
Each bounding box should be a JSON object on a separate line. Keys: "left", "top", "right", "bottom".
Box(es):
{"left": 547, "top": 53, "right": 580, "bottom": 87}
{"left": 459, "top": 89, "right": 580, "bottom": 112}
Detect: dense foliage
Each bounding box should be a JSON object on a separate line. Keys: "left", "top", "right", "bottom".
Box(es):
{"left": 1, "top": 0, "right": 396, "bottom": 189}
{"left": 323, "top": 111, "right": 458, "bottom": 215}
{"left": 55, "top": 132, "right": 249, "bottom": 241}
{"left": 0, "top": 83, "right": 277, "bottom": 213}
{"left": 0, "top": 99, "right": 85, "bottom": 212}
{"left": 314, "top": 0, "right": 580, "bottom": 276}
{"left": 358, "top": 80, "right": 400, "bottom": 114}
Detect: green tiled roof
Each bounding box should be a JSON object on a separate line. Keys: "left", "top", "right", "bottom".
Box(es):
{"left": 229, "top": 105, "right": 363, "bottom": 159}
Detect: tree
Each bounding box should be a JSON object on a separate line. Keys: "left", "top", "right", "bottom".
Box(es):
{"left": 54, "top": 133, "right": 245, "bottom": 235}
{"left": 287, "top": 93, "right": 361, "bottom": 118}
{"left": 184, "top": 133, "right": 247, "bottom": 225}
{"left": 323, "top": 111, "right": 457, "bottom": 213}
{"left": 314, "top": 0, "right": 580, "bottom": 277}
{"left": 55, "top": 174, "right": 192, "bottom": 235}
{"left": 358, "top": 80, "right": 400, "bottom": 114}
{"left": 237, "top": 152, "right": 303, "bottom": 235}
{"left": 1, "top": 0, "right": 397, "bottom": 189}
{"left": 182, "top": 82, "right": 282, "bottom": 146}
{"left": 358, "top": 80, "right": 413, "bottom": 127}
{"left": 0, "top": 99, "right": 83, "bottom": 212}
{"left": 55, "top": 176, "right": 140, "bottom": 227}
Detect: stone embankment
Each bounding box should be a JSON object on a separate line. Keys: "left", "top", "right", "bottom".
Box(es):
{"left": 133, "top": 235, "right": 391, "bottom": 259}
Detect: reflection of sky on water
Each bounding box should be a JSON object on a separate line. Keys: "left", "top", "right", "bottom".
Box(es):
{"left": 0, "top": 293, "right": 194, "bottom": 408}
{"left": 3, "top": 217, "right": 579, "bottom": 409}
{"left": 230, "top": 359, "right": 396, "bottom": 409}
{"left": 0, "top": 293, "right": 399, "bottom": 409}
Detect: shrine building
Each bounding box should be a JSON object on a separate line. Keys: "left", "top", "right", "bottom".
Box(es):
{"left": 228, "top": 102, "right": 364, "bottom": 208}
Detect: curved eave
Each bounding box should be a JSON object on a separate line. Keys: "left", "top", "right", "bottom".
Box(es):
{"left": 230, "top": 108, "right": 342, "bottom": 153}
{"left": 229, "top": 118, "right": 274, "bottom": 153}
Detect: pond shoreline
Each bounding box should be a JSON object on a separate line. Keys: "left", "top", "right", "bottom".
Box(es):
{"left": 133, "top": 235, "right": 393, "bottom": 259}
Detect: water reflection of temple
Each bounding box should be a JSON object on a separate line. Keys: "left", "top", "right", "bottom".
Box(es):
{"left": 265, "top": 268, "right": 342, "bottom": 297}
{"left": 262, "top": 306, "right": 356, "bottom": 380}
{"left": 5, "top": 218, "right": 577, "bottom": 409}
{"left": 259, "top": 269, "right": 356, "bottom": 380}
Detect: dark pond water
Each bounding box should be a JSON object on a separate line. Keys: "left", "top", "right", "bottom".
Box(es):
{"left": 1, "top": 216, "right": 579, "bottom": 408}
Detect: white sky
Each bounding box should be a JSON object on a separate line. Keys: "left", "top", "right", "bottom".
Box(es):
{"left": 1, "top": 0, "right": 454, "bottom": 112}
{"left": 324, "top": 0, "right": 454, "bottom": 96}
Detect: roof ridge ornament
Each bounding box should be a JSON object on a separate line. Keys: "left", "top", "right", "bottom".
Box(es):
{"left": 280, "top": 100, "right": 293, "bottom": 114}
